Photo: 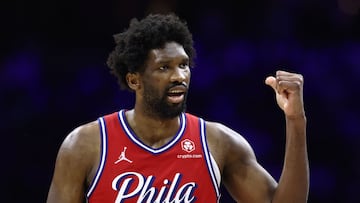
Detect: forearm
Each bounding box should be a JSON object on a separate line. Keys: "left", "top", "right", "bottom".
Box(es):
{"left": 272, "top": 115, "right": 309, "bottom": 203}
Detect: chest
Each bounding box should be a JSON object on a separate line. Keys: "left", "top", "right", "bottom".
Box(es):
{"left": 86, "top": 113, "right": 221, "bottom": 202}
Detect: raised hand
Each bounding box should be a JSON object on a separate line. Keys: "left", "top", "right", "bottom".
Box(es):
{"left": 265, "top": 70, "right": 305, "bottom": 118}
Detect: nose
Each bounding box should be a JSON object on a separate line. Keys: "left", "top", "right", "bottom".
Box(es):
{"left": 170, "top": 67, "right": 188, "bottom": 83}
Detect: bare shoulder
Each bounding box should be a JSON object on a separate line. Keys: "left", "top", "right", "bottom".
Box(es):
{"left": 205, "top": 121, "right": 255, "bottom": 157}
{"left": 56, "top": 120, "right": 101, "bottom": 180}
{"left": 61, "top": 121, "right": 100, "bottom": 155}
{"left": 205, "top": 121, "right": 256, "bottom": 174}
{"left": 47, "top": 121, "right": 101, "bottom": 203}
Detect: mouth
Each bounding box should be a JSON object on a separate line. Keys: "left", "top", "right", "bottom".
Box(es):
{"left": 167, "top": 87, "right": 186, "bottom": 104}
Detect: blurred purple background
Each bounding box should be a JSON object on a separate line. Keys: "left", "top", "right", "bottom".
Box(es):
{"left": 1, "top": 0, "right": 360, "bottom": 202}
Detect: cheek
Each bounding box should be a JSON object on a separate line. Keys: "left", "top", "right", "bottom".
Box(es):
{"left": 143, "top": 77, "right": 166, "bottom": 94}
{"left": 152, "top": 74, "right": 170, "bottom": 86}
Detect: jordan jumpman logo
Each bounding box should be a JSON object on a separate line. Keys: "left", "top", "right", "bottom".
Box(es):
{"left": 114, "top": 147, "right": 133, "bottom": 164}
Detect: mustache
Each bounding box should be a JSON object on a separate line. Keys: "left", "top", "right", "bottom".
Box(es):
{"left": 166, "top": 82, "right": 188, "bottom": 90}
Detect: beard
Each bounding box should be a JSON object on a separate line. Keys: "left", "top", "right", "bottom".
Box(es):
{"left": 142, "top": 82, "right": 188, "bottom": 119}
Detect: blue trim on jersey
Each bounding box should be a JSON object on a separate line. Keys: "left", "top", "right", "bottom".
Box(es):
{"left": 86, "top": 117, "right": 108, "bottom": 198}
{"left": 199, "top": 118, "right": 221, "bottom": 199}
{"left": 118, "top": 109, "right": 186, "bottom": 154}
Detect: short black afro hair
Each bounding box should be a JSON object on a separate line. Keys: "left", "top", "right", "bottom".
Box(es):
{"left": 107, "top": 13, "right": 196, "bottom": 90}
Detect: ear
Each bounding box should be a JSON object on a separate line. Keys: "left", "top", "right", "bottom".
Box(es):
{"left": 126, "top": 72, "right": 140, "bottom": 91}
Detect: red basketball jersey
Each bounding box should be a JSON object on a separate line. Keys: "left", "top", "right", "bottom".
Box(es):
{"left": 86, "top": 110, "right": 221, "bottom": 203}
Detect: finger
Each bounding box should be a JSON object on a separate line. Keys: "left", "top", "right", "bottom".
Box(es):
{"left": 276, "top": 74, "right": 303, "bottom": 87}
{"left": 265, "top": 76, "right": 277, "bottom": 91}
{"left": 275, "top": 69, "right": 303, "bottom": 80}
{"left": 278, "top": 80, "right": 302, "bottom": 92}
{"left": 276, "top": 70, "right": 298, "bottom": 76}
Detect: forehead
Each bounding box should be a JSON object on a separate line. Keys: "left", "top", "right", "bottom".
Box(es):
{"left": 148, "top": 42, "right": 188, "bottom": 63}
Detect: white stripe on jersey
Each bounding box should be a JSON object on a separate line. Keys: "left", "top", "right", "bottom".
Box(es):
{"left": 86, "top": 117, "right": 107, "bottom": 198}
{"left": 118, "top": 110, "right": 186, "bottom": 154}
{"left": 200, "top": 118, "right": 221, "bottom": 199}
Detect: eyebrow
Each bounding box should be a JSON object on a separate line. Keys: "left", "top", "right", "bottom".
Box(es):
{"left": 156, "top": 57, "right": 189, "bottom": 64}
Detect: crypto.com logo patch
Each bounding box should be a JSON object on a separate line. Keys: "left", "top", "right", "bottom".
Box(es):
{"left": 181, "top": 139, "right": 195, "bottom": 153}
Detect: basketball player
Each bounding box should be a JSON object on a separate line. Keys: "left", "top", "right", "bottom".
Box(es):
{"left": 46, "top": 13, "right": 309, "bottom": 203}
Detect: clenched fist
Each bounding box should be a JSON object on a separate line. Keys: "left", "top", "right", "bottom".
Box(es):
{"left": 265, "top": 70, "right": 305, "bottom": 118}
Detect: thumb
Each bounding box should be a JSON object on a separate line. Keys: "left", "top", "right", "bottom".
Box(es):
{"left": 265, "top": 76, "right": 277, "bottom": 91}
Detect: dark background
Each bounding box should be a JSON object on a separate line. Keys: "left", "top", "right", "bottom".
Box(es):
{"left": 1, "top": 0, "right": 360, "bottom": 202}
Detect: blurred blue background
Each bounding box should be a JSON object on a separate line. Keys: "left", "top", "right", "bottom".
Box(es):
{"left": 1, "top": 0, "right": 359, "bottom": 202}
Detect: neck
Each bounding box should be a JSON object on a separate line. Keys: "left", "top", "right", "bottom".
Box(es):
{"left": 125, "top": 109, "right": 181, "bottom": 148}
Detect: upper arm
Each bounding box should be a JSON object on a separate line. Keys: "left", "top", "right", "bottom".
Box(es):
{"left": 46, "top": 122, "right": 100, "bottom": 203}
{"left": 208, "top": 122, "right": 277, "bottom": 203}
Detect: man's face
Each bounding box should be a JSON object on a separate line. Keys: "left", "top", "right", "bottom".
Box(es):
{"left": 140, "top": 42, "right": 191, "bottom": 119}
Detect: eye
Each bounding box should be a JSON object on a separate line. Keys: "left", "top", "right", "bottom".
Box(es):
{"left": 159, "top": 65, "right": 169, "bottom": 71}
{"left": 179, "top": 63, "right": 189, "bottom": 69}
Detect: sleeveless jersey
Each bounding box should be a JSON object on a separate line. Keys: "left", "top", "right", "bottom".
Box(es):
{"left": 86, "top": 110, "right": 221, "bottom": 203}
